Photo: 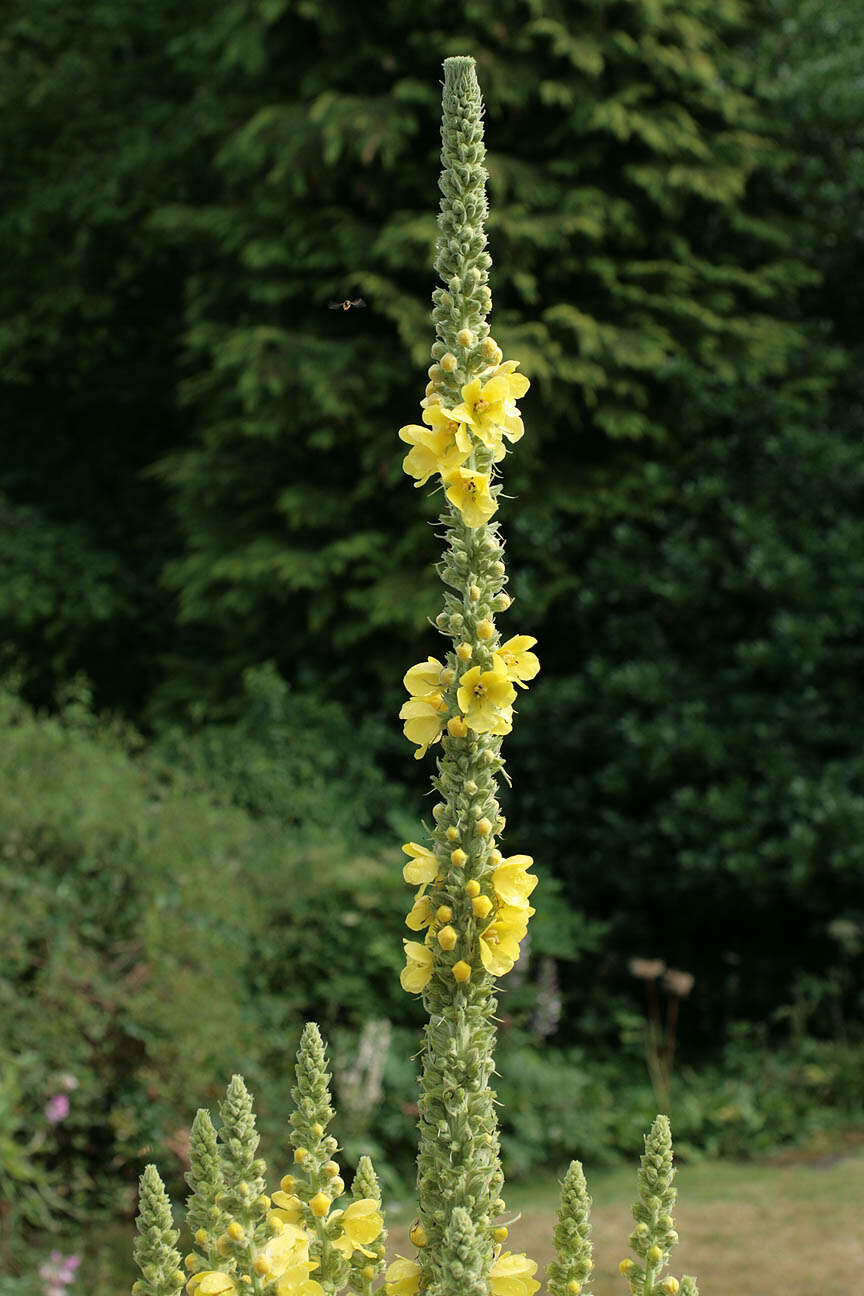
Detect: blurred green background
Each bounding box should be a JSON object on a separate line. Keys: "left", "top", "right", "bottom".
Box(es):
{"left": 2, "top": 0, "right": 864, "bottom": 1289}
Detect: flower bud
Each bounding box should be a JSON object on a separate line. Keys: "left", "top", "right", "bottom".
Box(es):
{"left": 440, "top": 667, "right": 456, "bottom": 685}
{"left": 475, "top": 816, "right": 492, "bottom": 836}
{"left": 457, "top": 328, "right": 474, "bottom": 348}
{"left": 450, "top": 849, "right": 467, "bottom": 867}
{"left": 465, "top": 880, "right": 481, "bottom": 897}
{"left": 661, "top": 1282, "right": 679, "bottom": 1295}
{"left": 468, "top": 583, "right": 481, "bottom": 601}
{"left": 428, "top": 364, "right": 442, "bottom": 379}
{"left": 456, "top": 643, "right": 472, "bottom": 660}
{"left": 464, "top": 780, "right": 478, "bottom": 794}
{"left": 449, "top": 612, "right": 464, "bottom": 629}
{"left": 311, "top": 1122, "right": 324, "bottom": 1138}
{"left": 331, "top": 1176, "right": 345, "bottom": 1195}
{"left": 472, "top": 895, "right": 493, "bottom": 919}
{"left": 280, "top": 1175, "right": 296, "bottom": 1192}
{"left": 256, "top": 1195, "right": 271, "bottom": 1212}
{"left": 441, "top": 353, "right": 458, "bottom": 372}
{"left": 310, "top": 1191, "right": 330, "bottom": 1218}
{"left": 437, "top": 925, "right": 458, "bottom": 950}
{"left": 253, "top": 1257, "right": 272, "bottom": 1276}
{"left": 194, "top": 1230, "right": 208, "bottom": 1245}
{"left": 452, "top": 961, "right": 472, "bottom": 982}
{"left": 432, "top": 803, "right": 446, "bottom": 819}
{"left": 323, "top": 1161, "right": 339, "bottom": 1177}
{"left": 493, "top": 1227, "right": 508, "bottom": 1242}
{"left": 476, "top": 619, "right": 495, "bottom": 639}
{"left": 435, "top": 611, "right": 450, "bottom": 630}
{"left": 410, "top": 1221, "right": 428, "bottom": 1247}
{"left": 619, "top": 1260, "right": 635, "bottom": 1276}
{"left": 293, "top": 1147, "right": 308, "bottom": 1164}
{"left": 648, "top": 1246, "right": 663, "bottom": 1263}
{"left": 566, "top": 1284, "right": 581, "bottom": 1295}
{"left": 227, "top": 1222, "right": 243, "bottom": 1241}
{"left": 184, "top": 1255, "right": 200, "bottom": 1273}
{"left": 447, "top": 716, "right": 468, "bottom": 738}
{"left": 449, "top": 276, "right": 461, "bottom": 292}
{"left": 493, "top": 593, "right": 511, "bottom": 611}
{"left": 493, "top": 561, "right": 506, "bottom": 576}
{"left": 436, "top": 905, "right": 453, "bottom": 922}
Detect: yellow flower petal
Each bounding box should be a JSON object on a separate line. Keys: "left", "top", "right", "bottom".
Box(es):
{"left": 385, "top": 1258, "right": 420, "bottom": 1296}
{"left": 401, "top": 842, "right": 437, "bottom": 887}
{"left": 400, "top": 940, "right": 434, "bottom": 994}
{"left": 442, "top": 468, "right": 498, "bottom": 528}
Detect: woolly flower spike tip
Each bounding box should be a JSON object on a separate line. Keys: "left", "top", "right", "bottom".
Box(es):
{"left": 132, "top": 1165, "right": 185, "bottom": 1296}
{"left": 618, "top": 1116, "right": 698, "bottom": 1296}
{"left": 547, "top": 1161, "right": 594, "bottom": 1296}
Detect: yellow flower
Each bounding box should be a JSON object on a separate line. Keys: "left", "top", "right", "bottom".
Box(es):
{"left": 332, "top": 1199, "right": 385, "bottom": 1257}
{"left": 449, "top": 377, "right": 510, "bottom": 455}
{"left": 479, "top": 905, "right": 533, "bottom": 977}
{"left": 275, "top": 1270, "right": 324, "bottom": 1296}
{"left": 385, "top": 1258, "right": 420, "bottom": 1296}
{"left": 403, "top": 656, "right": 446, "bottom": 695}
{"left": 493, "top": 360, "right": 531, "bottom": 400}
{"left": 442, "top": 468, "right": 498, "bottom": 528}
{"left": 401, "top": 842, "right": 438, "bottom": 889}
{"left": 398, "top": 406, "right": 472, "bottom": 486}
{"left": 489, "top": 1252, "right": 540, "bottom": 1296}
{"left": 258, "top": 1225, "right": 313, "bottom": 1279}
{"left": 187, "top": 1274, "right": 236, "bottom": 1296}
{"left": 405, "top": 894, "right": 433, "bottom": 931}
{"left": 456, "top": 664, "right": 516, "bottom": 735}
{"left": 497, "top": 636, "right": 540, "bottom": 689}
{"left": 492, "top": 855, "right": 537, "bottom": 908}
{"left": 399, "top": 696, "right": 447, "bottom": 759}
{"left": 268, "top": 1191, "right": 304, "bottom": 1225}
{"left": 400, "top": 940, "right": 434, "bottom": 993}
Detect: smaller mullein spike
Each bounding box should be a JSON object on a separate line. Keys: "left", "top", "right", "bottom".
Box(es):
{"left": 679, "top": 1279, "right": 699, "bottom": 1295}
{"left": 547, "top": 1160, "right": 594, "bottom": 1296}
{"left": 216, "top": 1076, "right": 271, "bottom": 1294}
{"left": 427, "top": 1207, "right": 487, "bottom": 1296}
{"left": 618, "top": 1115, "right": 693, "bottom": 1296}
{"left": 132, "top": 1165, "right": 185, "bottom": 1296}
{"left": 346, "top": 1155, "right": 387, "bottom": 1296}
{"left": 287, "top": 1023, "right": 350, "bottom": 1293}
{"left": 185, "top": 1109, "right": 228, "bottom": 1272}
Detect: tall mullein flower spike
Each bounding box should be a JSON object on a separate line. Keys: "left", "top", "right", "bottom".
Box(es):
{"left": 132, "top": 1164, "right": 185, "bottom": 1296}
{"left": 618, "top": 1116, "right": 697, "bottom": 1296}
{"left": 395, "top": 54, "right": 538, "bottom": 1296}
{"left": 185, "top": 1109, "right": 228, "bottom": 1271}
{"left": 547, "top": 1161, "right": 594, "bottom": 1296}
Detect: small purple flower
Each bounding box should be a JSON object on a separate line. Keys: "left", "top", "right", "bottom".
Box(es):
{"left": 44, "top": 1093, "right": 70, "bottom": 1123}
{"left": 38, "top": 1251, "right": 81, "bottom": 1296}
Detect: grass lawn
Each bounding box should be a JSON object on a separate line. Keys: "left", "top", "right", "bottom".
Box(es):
{"left": 387, "top": 1143, "right": 864, "bottom": 1295}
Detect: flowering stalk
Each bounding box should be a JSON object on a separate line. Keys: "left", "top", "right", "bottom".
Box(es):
{"left": 547, "top": 1162, "right": 594, "bottom": 1296}
{"left": 394, "top": 54, "right": 538, "bottom": 1296}
{"left": 618, "top": 1116, "right": 698, "bottom": 1296}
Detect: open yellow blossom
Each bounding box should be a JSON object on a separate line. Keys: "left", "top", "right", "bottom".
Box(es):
{"left": 403, "top": 657, "right": 446, "bottom": 695}
{"left": 269, "top": 1191, "right": 304, "bottom": 1225}
{"left": 385, "top": 1258, "right": 420, "bottom": 1296}
{"left": 497, "top": 636, "right": 540, "bottom": 688}
{"left": 492, "top": 855, "right": 538, "bottom": 908}
{"left": 275, "top": 1267, "right": 324, "bottom": 1296}
{"left": 405, "top": 894, "right": 433, "bottom": 931}
{"left": 449, "top": 376, "right": 512, "bottom": 453}
{"left": 398, "top": 419, "right": 471, "bottom": 487}
{"left": 456, "top": 663, "right": 516, "bottom": 734}
{"left": 441, "top": 467, "right": 497, "bottom": 528}
{"left": 331, "top": 1199, "right": 385, "bottom": 1258}
{"left": 400, "top": 940, "right": 434, "bottom": 993}
{"left": 401, "top": 842, "right": 437, "bottom": 888}
{"left": 258, "top": 1225, "right": 315, "bottom": 1280}
{"left": 479, "top": 905, "right": 533, "bottom": 977}
{"left": 493, "top": 359, "right": 530, "bottom": 395}
{"left": 187, "top": 1274, "right": 236, "bottom": 1296}
{"left": 399, "top": 695, "right": 447, "bottom": 759}
{"left": 489, "top": 1252, "right": 541, "bottom": 1296}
